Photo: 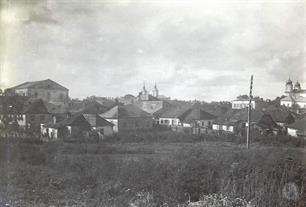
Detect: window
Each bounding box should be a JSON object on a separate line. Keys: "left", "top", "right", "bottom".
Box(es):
{"left": 40, "top": 115, "right": 45, "bottom": 121}
{"left": 135, "top": 121, "right": 139, "bottom": 128}
{"left": 100, "top": 128, "right": 104, "bottom": 135}
{"left": 34, "top": 92, "right": 38, "bottom": 98}
{"left": 47, "top": 92, "right": 51, "bottom": 101}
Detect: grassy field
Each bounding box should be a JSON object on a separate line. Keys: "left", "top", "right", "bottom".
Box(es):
{"left": 0, "top": 134, "right": 305, "bottom": 207}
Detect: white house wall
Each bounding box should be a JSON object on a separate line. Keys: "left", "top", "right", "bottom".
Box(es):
{"left": 288, "top": 128, "right": 297, "bottom": 137}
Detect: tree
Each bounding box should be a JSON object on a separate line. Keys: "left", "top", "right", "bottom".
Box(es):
{"left": 237, "top": 95, "right": 249, "bottom": 100}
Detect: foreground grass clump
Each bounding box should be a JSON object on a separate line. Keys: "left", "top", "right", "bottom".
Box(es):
{"left": 0, "top": 137, "right": 305, "bottom": 206}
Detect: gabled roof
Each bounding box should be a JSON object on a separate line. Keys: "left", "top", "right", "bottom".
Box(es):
{"left": 100, "top": 104, "right": 152, "bottom": 119}
{"left": 287, "top": 118, "right": 306, "bottom": 130}
{"left": 263, "top": 106, "right": 295, "bottom": 124}
{"left": 156, "top": 105, "right": 191, "bottom": 119}
{"left": 45, "top": 114, "right": 91, "bottom": 129}
{"left": 10, "top": 79, "right": 68, "bottom": 91}
{"left": 24, "top": 99, "right": 49, "bottom": 114}
{"left": 256, "top": 114, "right": 279, "bottom": 129}
{"left": 83, "top": 114, "right": 113, "bottom": 127}
{"left": 179, "top": 103, "right": 217, "bottom": 123}
{"left": 80, "top": 101, "right": 109, "bottom": 114}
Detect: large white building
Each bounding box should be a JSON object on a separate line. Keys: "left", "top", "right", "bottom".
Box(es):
{"left": 231, "top": 98, "right": 256, "bottom": 109}
{"left": 280, "top": 79, "right": 306, "bottom": 109}
{"left": 6, "top": 79, "right": 69, "bottom": 104}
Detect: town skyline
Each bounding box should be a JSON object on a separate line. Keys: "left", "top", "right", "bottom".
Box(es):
{"left": 0, "top": 0, "right": 305, "bottom": 101}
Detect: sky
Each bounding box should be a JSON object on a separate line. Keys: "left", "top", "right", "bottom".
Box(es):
{"left": 0, "top": 0, "right": 305, "bottom": 101}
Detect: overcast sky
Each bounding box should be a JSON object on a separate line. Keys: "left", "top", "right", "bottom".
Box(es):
{"left": 0, "top": 0, "right": 305, "bottom": 101}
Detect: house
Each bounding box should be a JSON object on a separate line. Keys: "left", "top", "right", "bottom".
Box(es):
{"left": 83, "top": 114, "right": 114, "bottom": 137}
{"left": 119, "top": 94, "right": 136, "bottom": 105}
{"left": 154, "top": 104, "right": 191, "bottom": 127}
{"left": 6, "top": 79, "right": 69, "bottom": 104}
{"left": 281, "top": 79, "right": 306, "bottom": 109}
{"left": 287, "top": 118, "right": 306, "bottom": 137}
{"left": 231, "top": 98, "right": 256, "bottom": 109}
{"left": 44, "top": 101, "right": 69, "bottom": 123}
{"left": 100, "top": 104, "right": 153, "bottom": 133}
{"left": 0, "top": 96, "right": 28, "bottom": 128}
{"left": 212, "top": 120, "right": 237, "bottom": 133}
{"left": 24, "top": 99, "right": 53, "bottom": 131}
{"left": 212, "top": 108, "right": 279, "bottom": 135}
{"left": 262, "top": 106, "right": 295, "bottom": 127}
{"left": 42, "top": 114, "right": 92, "bottom": 140}
{"left": 179, "top": 103, "right": 217, "bottom": 128}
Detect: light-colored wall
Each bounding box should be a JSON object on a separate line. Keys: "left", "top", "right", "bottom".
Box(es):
{"left": 212, "top": 124, "right": 234, "bottom": 133}
{"left": 281, "top": 100, "right": 293, "bottom": 107}
{"left": 281, "top": 100, "right": 306, "bottom": 108}
{"left": 158, "top": 118, "right": 180, "bottom": 126}
{"left": 138, "top": 101, "right": 163, "bottom": 114}
{"left": 105, "top": 119, "right": 118, "bottom": 132}
{"left": 0, "top": 114, "right": 26, "bottom": 127}
{"left": 288, "top": 128, "right": 297, "bottom": 137}
{"left": 212, "top": 124, "right": 220, "bottom": 130}
{"left": 232, "top": 100, "right": 255, "bottom": 109}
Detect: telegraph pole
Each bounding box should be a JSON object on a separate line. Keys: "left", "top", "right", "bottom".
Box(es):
{"left": 246, "top": 75, "right": 253, "bottom": 149}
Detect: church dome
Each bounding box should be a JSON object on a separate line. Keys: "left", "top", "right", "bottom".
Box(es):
{"left": 286, "top": 78, "right": 292, "bottom": 85}
{"left": 294, "top": 81, "right": 301, "bottom": 90}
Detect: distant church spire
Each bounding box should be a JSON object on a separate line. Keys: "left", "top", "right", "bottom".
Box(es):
{"left": 142, "top": 81, "right": 147, "bottom": 92}
{"left": 153, "top": 82, "right": 159, "bottom": 97}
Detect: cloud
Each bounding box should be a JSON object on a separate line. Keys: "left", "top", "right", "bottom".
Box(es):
{"left": 2, "top": 0, "right": 305, "bottom": 101}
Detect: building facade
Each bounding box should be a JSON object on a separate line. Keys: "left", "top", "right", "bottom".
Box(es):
{"left": 7, "top": 79, "right": 69, "bottom": 104}
{"left": 231, "top": 99, "right": 256, "bottom": 109}
{"left": 100, "top": 104, "right": 153, "bottom": 133}
{"left": 281, "top": 79, "right": 306, "bottom": 109}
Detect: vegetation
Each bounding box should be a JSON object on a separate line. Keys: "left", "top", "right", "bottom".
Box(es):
{"left": 0, "top": 133, "right": 305, "bottom": 206}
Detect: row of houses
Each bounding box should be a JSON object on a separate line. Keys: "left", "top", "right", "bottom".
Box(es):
{"left": 1, "top": 79, "right": 306, "bottom": 140}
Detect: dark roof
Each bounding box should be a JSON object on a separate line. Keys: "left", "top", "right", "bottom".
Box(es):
{"left": 256, "top": 114, "right": 279, "bottom": 129}
{"left": 0, "top": 96, "right": 29, "bottom": 114}
{"left": 231, "top": 108, "right": 264, "bottom": 122}
{"left": 24, "top": 99, "right": 49, "bottom": 114}
{"left": 80, "top": 101, "right": 109, "bottom": 114}
{"left": 68, "top": 100, "right": 111, "bottom": 114}
{"left": 45, "top": 114, "right": 91, "bottom": 129}
{"left": 156, "top": 105, "right": 191, "bottom": 119}
{"left": 44, "top": 102, "right": 68, "bottom": 114}
{"left": 179, "top": 103, "right": 217, "bottom": 123}
{"left": 10, "top": 79, "right": 68, "bottom": 91}
{"left": 101, "top": 104, "right": 152, "bottom": 119}
{"left": 263, "top": 107, "right": 295, "bottom": 124}
{"left": 83, "top": 114, "right": 113, "bottom": 127}
{"left": 287, "top": 118, "right": 306, "bottom": 130}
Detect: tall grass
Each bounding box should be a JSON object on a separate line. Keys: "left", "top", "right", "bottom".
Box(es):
{"left": 0, "top": 138, "right": 305, "bottom": 206}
